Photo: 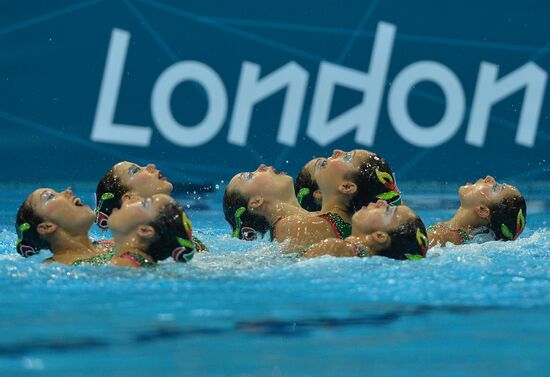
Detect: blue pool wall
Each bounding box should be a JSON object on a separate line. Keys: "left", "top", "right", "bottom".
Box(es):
{"left": 1, "top": 0, "right": 549, "bottom": 185}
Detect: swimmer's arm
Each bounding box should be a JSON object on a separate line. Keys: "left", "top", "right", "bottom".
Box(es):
{"left": 303, "top": 239, "right": 357, "bottom": 258}
{"left": 274, "top": 215, "right": 338, "bottom": 253}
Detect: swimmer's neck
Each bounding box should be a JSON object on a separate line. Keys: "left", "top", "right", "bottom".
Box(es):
{"left": 49, "top": 231, "right": 95, "bottom": 257}
{"left": 112, "top": 234, "right": 150, "bottom": 258}
{"left": 265, "top": 201, "right": 309, "bottom": 225}
{"left": 320, "top": 194, "right": 351, "bottom": 221}
{"left": 446, "top": 207, "right": 485, "bottom": 232}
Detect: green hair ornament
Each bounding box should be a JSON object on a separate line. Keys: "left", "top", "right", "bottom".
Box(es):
{"left": 375, "top": 168, "right": 401, "bottom": 206}
{"left": 415, "top": 228, "right": 429, "bottom": 256}
{"left": 172, "top": 236, "right": 196, "bottom": 263}
{"left": 501, "top": 209, "right": 526, "bottom": 241}
{"left": 16, "top": 222, "right": 38, "bottom": 257}
{"left": 232, "top": 207, "right": 247, "bottom": 238}
{"left": 297, "top": 188, "right": 310, "bottom": 206}
{"left": 181, "top": 211, "right": 193, "bottom": 240}
{"left": 16, "top": 222, "right": 30, "bottom": 249}
{"left": 95, "top": 192, "right": 115, "bottom": 214}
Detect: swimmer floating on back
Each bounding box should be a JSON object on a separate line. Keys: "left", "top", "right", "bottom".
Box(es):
{"left": 310, "top": 149, "right": 402, "bottom": 217}
{"left": 428, "top": 176, "right": 526, "bottom": 247}
{"left": 109, "top": 194, "right": 195, "bottom": 268}
{"left": 303, "top": 200, "right": 427, "bottom": 260}
{"left": 224, "top": 164, "right": 351, "bottom": 252}
{"left": 96, "top": 161, "right": 207, "bottom": 252}
{"left": 15, "top": 188, "right": 113, "bottom": 265}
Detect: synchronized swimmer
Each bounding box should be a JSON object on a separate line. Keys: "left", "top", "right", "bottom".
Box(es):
{"left": 14, "top": 149, "right": 527, "bottom": 267}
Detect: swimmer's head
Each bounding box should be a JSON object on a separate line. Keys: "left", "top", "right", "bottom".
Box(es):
{"left": 294, "top": 158, "right": 322, "bottom": 212}
{"left": 459, "top": 176, "right": 526, "bottom": 241}
{"left": 223, "top": 164, "right": 293, "bottom": 240}
{"left": 108, "top": 194, "right": 194, "bottom": 262}
{"left": 314, "top": 149, "right": 400, "bottom": 212}
{"left": 15, "top": 188, "right": 95, "bottom": 257}
{"left": 351, "top": 200, "right": 427, "bottom": 259}
{"left": 95, "top": 161, "right": 173, "bottom": 229}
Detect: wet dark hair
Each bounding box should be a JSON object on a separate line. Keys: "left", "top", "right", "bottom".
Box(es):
{"left": 488, "top": 193, "right": 527, "bottom": 241}
{"left": 95, "top": 168, "right": 129, "bottom": 228}
{"left": 347, "top": 153, "right": 399, "bottom": 211}
{"left": 223, "top": 188, "right": 271, "bottom": 240}
{"left": 148, "top": 200, "right": 193, "bottom": 262}
{"left": 377, "top": 216, "right": 427, "bottom": 260}
{"left": 294, "top": 166, "right": 321, "bottom": 212}
{"left": 15, "top": 199, "right": 51, "bottom": 257}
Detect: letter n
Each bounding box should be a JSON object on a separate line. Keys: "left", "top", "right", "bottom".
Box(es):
{"left": 466, "top": 62, "right": 547, "bottom": 147}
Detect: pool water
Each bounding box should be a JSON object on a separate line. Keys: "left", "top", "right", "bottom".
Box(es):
{"left": 1, "top": 184, "right": 549, "bottom": 376}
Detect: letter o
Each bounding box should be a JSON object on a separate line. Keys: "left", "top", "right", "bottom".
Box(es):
{"left": 151, "top": 61, "right": 228, "bottom": 146}
{"left": 388, "top": 61, "right": 465, "bottom": 147}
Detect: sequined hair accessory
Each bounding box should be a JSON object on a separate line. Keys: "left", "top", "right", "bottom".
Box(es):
{"left": 95, "top": 192, "right": 115, "bottom": 230}
{"left": 231, "top": 207, "right": 257, "bottom": 241}
{"left": 375, "top": 169, "right": 402, "bottom": 206}
{"left": 16, "top": 223, "right": 39, "bottom": 257}
{"left": 405, "top": 228, "right": 428, "bottom": 260}
{"left": 172, "top": 237, "right": 195, "bottom": 263}
{"left": 501, "top": 209, "right": 525, "bottom": 241}
{"left": 296, "top": 188, "right": 310, "bottom": 206}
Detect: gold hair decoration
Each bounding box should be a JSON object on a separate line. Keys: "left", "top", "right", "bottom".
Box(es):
{"left": 375, "top": 168, "right": 401, "bottom": 204}
{"left": 415, "top": 228, "right": 428, "bottom": 256}
{"left": 501, "top": 208, "right": 525, "bottom": 241}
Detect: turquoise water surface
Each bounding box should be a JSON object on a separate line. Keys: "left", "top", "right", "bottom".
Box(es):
{"left": 0, "top": 184, "right": 549, "bottom": 377}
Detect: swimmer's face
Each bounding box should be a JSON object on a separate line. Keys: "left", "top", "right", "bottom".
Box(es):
{"left": 227, "top": 164, "right": 294, "bottom": 202}
{"left": 29, "top": 188, "right": 95, "bottom": 232}
{"left": 314, "top": 149, "right": 373, "bottom": 192}
{"left": 303, "top": 158, "right": 321, "bottom": 182}
{"left": 108, "top": 193, "right": 173, "bottom": 234}
{"left": 113, "top": 161, "right": 173, "bottom": 197}
{"left": 459, "top": 176, "right": 520, "bottom": 209}
{"left": 352, "top": 200, "right": 416, "bottom": 235}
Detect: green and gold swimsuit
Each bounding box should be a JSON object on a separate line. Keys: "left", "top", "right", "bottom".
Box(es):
{"left": 318, "top": 212, "right": 352, "bottom": 239}
{"left": 118, "top": 251, "right": 155, "bottom": 268}
{"left": 71, "top": 250, "right": 116, "bottom": 266}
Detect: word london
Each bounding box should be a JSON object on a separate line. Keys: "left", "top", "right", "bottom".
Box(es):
{"left": 92, "top": 22, "right": 547, "bottom": 149}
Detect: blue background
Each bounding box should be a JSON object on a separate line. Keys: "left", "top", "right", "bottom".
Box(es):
{"left": 1, "top": 0, "right": 549, "bottom": 185}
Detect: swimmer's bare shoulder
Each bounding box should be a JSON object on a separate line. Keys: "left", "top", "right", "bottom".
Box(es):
{"left": 275, "top": 214, "right": 342, "bottom": 252}
{"left": 428, "top": 223, "right": 463, "bottom": 247}
{"left": 303, "top": 239, "right": 357, "bottom": 258}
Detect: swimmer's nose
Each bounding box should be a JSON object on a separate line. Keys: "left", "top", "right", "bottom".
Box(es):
{"left": 146, "top": 164, "right": 156, "bottom": 172}
{"left": 375, "top": 199, "right": 388, "bottom": 208}
{"left": 332, "top": 149, "right": 344, "bottom": 158}
{"left": 257, "top": 164, "right": 267, "bottom": 172}
{"left": 64, "top": 188, "right": 73, "bottom": 197}
{"left": 485, "top": 176, "right": 495, "bottom": 184}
